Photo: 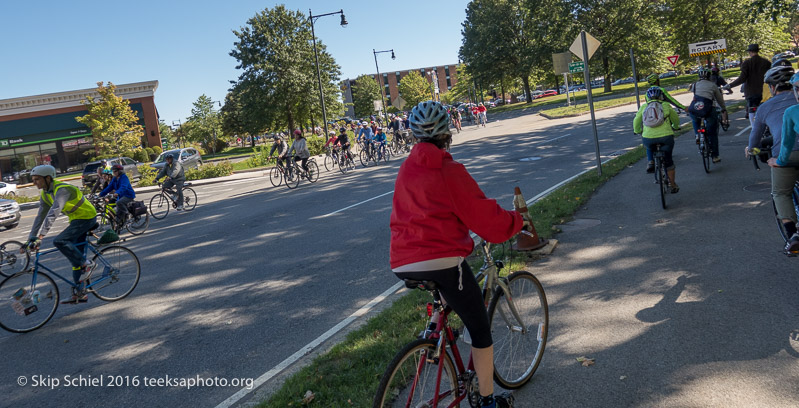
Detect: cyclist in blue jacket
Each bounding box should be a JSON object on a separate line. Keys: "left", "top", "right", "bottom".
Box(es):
{"left": 100, "top": 164, "right": 136, "bottom": 227}
{"left": 767, "top": 72, "right": 799, "bottom": 252}
{"left": 373, "top": 127, "right": 387, "bottom": 159}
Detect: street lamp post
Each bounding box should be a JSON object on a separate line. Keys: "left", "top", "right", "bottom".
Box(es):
{"left": 309, "top": 8, "right": 347, "bottom": 139}
{"left": 373, "top": 48, "right": 395, "bottom": 126}
{"left": 427, "top": 70, "right": 439, "bottom": 102}
{"left": 171, "top": 119, "right": 182, "bottom": 149}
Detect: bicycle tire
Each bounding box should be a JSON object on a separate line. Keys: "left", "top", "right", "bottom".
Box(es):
{"left": 373, "top": 338, "right": 459, "bottom": 408}
{"left": 701, "top": 135, "right": 711, "bottom": 173}
{"left": 99, "top": 212, "right": 121, "bottom": 234}
{"left": 488, "top": 271, "right": 548, "bottom": 389}
{"left": 88, "top": 245, "right": 140, "bottom": 301}
{"left": 269, "top": 166, "right": 283, "bottom": 187}
{"left": 773, "top": 186, "right": 799, "bottom": 243}
{"left": 307, "top": 160, "right": 320, "bottom": 183}
{"left": 382, "top": 147, "right": 391, "bottom": 163}
{"left": 126, "top": 212, "right": 149, "bottom": 236}
{"left": 0, "top": 241, "right": 29, "bottom": 278}
{"left": 181, "top": 188, "right": 198, "bottom": 211}
{"left": 149, "top": 194, "right": 170, "bottom": 220}
{"left": 359, "top": 149, "right": 370, "bottom": 167}
{"left": 0, "top": 270, "right": 59, "bottom": 333}
{"left": 285, "top": 166, "right": 300, "bottom": 189}
{"left": 324, "top": 155, "right": 336, "bottom": 172}
{"left": 657, "top": 156, "right": 667, "bottom": 209}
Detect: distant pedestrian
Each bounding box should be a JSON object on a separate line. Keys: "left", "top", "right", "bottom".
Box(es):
{"left": 724, "top": 44, "right": 771, "bottom": 126}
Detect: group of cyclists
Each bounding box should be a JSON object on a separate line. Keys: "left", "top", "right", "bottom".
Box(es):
{"left": 636, "top": 44, "right": 799, "bottom": 254}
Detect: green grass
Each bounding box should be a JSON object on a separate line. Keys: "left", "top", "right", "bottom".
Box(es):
{"left": 202, "top": 146, "right": 260, "bottom": 160}
{"left": 256, "top": 144, "right": 649, "bottom": 407}
{"left": 0, "top": 193, "right": 38, "bottom": 203}
{"left": 540, "top": 89, "right": 691, "bottom": 118}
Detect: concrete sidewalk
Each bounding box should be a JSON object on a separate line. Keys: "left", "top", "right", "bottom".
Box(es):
{"left": 513, "top": 110, "right": 799, "bottom": 407}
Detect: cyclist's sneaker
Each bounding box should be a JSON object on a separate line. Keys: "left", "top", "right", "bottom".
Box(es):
{"left": 712, "top": 156, "right": 721, "bottom": 163}
{"left": 61, "top": 288, "right": 88, "bottom": 304}
{"left": 176, "top": 205, "right": 184, "bottom": 211}
{"left": 646, "top": 161, "right": 654, "bottom": 173}
{"left": 481, "top": 393, "right": 514, "bottom": 408}
{"left": 785, "top": 233, "right": 799, "bottom": 253}
{"left": 78, "top": 260, "right": 96, "bottom": 282}
{"left": 695, "top": 135, "right": 700, "bottom": 144}
{"left": 670, "top": 183, "right": 680, "bottom": 194}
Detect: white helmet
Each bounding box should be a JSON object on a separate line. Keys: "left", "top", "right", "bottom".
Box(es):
{"left": 31, "top": 165, "right": 56, "bottom": 179}
{"left": 409, "top": 101, "right": 451, "bottom": 140}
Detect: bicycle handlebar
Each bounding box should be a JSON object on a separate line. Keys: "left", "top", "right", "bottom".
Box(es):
{"left": 749, "top": 148, "right": 762, "bottom": 170}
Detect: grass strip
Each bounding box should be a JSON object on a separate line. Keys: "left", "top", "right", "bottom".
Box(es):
{"left": 257, "top": 145, "right": 648, "bottom": 407}
{"left": 540, "top": 90, "right": 690, "bottom": 118}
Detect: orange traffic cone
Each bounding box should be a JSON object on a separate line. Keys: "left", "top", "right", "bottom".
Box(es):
{"left": 511, "top": 186, "right": 548, "bottom": 251}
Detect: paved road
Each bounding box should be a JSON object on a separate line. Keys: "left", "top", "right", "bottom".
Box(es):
{"left": 0, "top": 91, "right": 745, "bottom": 407}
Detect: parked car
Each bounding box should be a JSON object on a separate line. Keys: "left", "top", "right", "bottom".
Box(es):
{"left": 0, "top": 198, "right": 21, "bottom": 229}
{"left": 530, "top": 90, "right": 545, "bottom": 98}
{"left": 659, "top": 71, "right": 678, "bottom": 79}
{"left": 150, "top": 147, "right": 203, "bottom": 172}
{"left": 82, "top": 157, "right": 142, "bottom": 187}
{"left": 0, "top": 182, "right": 17, "bottom": 196}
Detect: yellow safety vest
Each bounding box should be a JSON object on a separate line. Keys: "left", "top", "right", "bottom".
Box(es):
{"left": 40, "top": 181, "right": 97, "bottom": 221}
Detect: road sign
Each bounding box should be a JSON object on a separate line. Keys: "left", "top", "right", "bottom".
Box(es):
{"left": 552, "top": 52, "right": 571, "bottom": 74}
{"left": 688, "top": 39, "right": 726, "bottom": 58}
{"left": 667, "top": 55, "right": 680, "bottom": 67}
{"left": 569, "top": 61, "right": 585, "bottom": 73}
{"left": 570, "top": 31, "right": 600, "bottom": 61}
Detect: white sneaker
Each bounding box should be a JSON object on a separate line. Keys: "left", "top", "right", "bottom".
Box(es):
{"left": 78, "top": 260, "right": 96, "bottom": 282}
{"left": 176, "top": 205, "right": 184, "bottom": 211}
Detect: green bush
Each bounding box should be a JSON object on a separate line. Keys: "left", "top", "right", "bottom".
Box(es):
{"left": 144, "top": 147, "right": 155, "bottom": 161}
{"left": 133, "top": 149, "right": 149, "bottom": 163}
{"left": 186, "top": 161, "right": 233, "bottom": 181}
{"left": 136, "top": 164, "right": 158, "bottom": 187}
{"left": 152, "top": 145, "right": 162, "bottom": 156}
{"left": 305, "top": 135, "right": 325, "bottom": 156}
{"left": 246, "top": 145, "right": 274, "bottom": 168}
{"left": 0, "top": 193, "right": 38, "bottom": 204}
{"left": 121, "top": 150, "right": 135, "bottom": 160}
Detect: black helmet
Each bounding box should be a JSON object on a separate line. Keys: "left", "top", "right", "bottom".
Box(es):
{"left": 772, "top": 58, "right": 793, "bottom": 68}
{"left": 165, "top": 153, "right": 174, "bottom": 160}
{"left": 339, "top": 127, "right": 347, "bottom": 133}
{"left": 764, "top": 65, "right": 796, "bottom": 86}
{"left": 111, "top": 164, "right": 124, "bottom": 172}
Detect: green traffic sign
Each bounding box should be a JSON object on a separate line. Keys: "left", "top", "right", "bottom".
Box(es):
{"left": 569, "top": 62, "right": 585, "bottom": 73}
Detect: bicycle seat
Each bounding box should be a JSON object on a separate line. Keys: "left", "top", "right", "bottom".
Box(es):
{"left": 403, "top": 279, "right": 438, "bottom": 291}
{"left": 183, "top": 182, "right": 192, "bottom": 187}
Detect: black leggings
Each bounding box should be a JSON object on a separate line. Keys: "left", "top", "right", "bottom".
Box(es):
{"left": 394, "top": 261, "right": 492, "bottom": 348}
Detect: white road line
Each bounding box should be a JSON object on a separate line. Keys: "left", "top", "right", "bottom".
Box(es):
{"left": 214, "top": 280, "right": 405, "bottom": 408}
{"left": 316, "top": 190, "right": 394, "bottom": 218}
{"left": 541, "top": 133, "right": 571, "bottom": 143}
{"left": 734, "top": 125, "right": 752, "bottom": 139}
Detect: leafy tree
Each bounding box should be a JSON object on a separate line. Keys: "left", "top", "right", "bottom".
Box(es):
{"left": 75, "top": 82, "right": 144, "bottom": 159}
{"left": 351, "top": 75, "right": 381, "bottom": 118}
{"left": 158, "top": 120, "right": 175, "bottom": 149}
{"left": 398, "top": 71, "right": 432, "bottom": 109}
{"left": 229, "top": 5, "right": 342, "bottom": 135}
{"left": 185, "top": 94, "right": 223, "bottom": 153}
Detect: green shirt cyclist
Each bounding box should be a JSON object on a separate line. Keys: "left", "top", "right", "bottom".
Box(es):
{"left": 645, "top": 73, "right": 687, "bottom": 111}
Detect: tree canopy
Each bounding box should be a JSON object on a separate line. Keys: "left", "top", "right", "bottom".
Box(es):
{"left": 397, "top": 71, "right": 433, "bottom": 109}
{"left": 75, "top": 82, "right": 144, "bottom": 159}
{"left": 351, "top": 75, "right": 381, "bottom": 118}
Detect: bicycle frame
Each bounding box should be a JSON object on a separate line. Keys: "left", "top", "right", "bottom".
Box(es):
{"left": 425, "top": 298, "right": 472, "bottom": 407}
{"left": 28, "top": 242, "right": 113, "bottom": 292}
{"left": 475, "top": 241, "right": 529, "bottom": 334}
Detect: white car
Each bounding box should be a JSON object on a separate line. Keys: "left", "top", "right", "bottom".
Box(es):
{"left": 0, "top": 182, "right": 17, "bottom": 196}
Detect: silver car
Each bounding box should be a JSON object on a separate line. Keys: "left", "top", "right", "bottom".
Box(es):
{"left": 0, "top": 199, "right": 21, "bottom": 230}
{"left": 150, "top": 148, "right": 203, "bottom": 171}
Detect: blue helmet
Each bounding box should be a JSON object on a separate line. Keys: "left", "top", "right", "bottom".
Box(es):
{"left": 646, "top": 87, "right": 663, "bottom": 101}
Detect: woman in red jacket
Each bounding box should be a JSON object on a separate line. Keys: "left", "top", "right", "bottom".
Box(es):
{"left": 390, "top": 101, "right": 523, "bottom": 408}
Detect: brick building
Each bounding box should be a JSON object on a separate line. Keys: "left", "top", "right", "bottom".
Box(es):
{"left": 0, "top": 81, "right": 160, "bottom": 182}
{"left": 342, "top": 63, "right": 460, "bottom": 117}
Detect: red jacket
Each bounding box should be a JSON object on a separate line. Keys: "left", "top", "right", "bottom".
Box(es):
{"left": 477, "top": 105, "right": 487, "bottom": 113}
{"left": 390, "top": 143, "right": 522, "bottom": 269}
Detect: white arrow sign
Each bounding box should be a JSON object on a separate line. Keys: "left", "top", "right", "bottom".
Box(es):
{"left": 570, "top": 32, "right": 600, "bottom": 61}
{"left": 688, "top": 39, "right": 727, "bottom": 57}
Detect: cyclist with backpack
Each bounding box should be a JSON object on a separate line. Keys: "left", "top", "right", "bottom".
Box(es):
{"left": 99, "top": 164, "right": 136, "bottom": 228}
{"left": 634, "top": 87, "right": 682, "bottom": 193}
{"left": 688, "top": 67, "right": 727, "bottom": 163}
{"left": 766, "top": 72, "right": 799, "bottom": 252}
{"left": 644, "top": 74, "right": 686, "bottom": 173}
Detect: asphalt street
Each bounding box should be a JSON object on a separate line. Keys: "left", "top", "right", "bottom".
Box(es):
{"left": 0, "top": 90, "right": 750, "bottom": 407}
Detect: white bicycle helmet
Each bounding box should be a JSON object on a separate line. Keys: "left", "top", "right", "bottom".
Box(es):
{"left": 764, "top": 65, "right": 795, "bottom": 86}
{"left": 30, "top": 165, "right": 56, "bottom": 179}
{"left": 409, "top": 101, "right": 451, "bottom": 140}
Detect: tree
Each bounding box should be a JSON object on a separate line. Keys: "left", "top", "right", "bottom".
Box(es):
{"left": 229, "top": 5, "right": 342, "bottom": 135}
{"left": 351, "top": 75, "right": 381, "bottom": 118}
{"left": 185, "top": 94, "right": 223, "bottom": 153}
{"left": 158, "top": 120, "right": 175, "bottom": 149}
{"left": 398, "top": 71, "right": 432, "bottom": 109}
{"left": 75, "top": 82, "right": 144, "bottom": 159}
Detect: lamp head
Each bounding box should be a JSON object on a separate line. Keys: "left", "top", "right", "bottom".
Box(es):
{"left": 391, "top": 50, "right": 396, "bottom": 60}
{"left": 340, "top": 12, "right": 347, "bottom": 27}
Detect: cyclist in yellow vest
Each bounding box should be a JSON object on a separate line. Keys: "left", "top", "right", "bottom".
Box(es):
{"left": 26, "top": 165, "right": 98, "bottom": 303}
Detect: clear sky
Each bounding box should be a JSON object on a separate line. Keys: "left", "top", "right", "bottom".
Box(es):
{"left": 0, "top": 1, "right": 467, "bottom": 125}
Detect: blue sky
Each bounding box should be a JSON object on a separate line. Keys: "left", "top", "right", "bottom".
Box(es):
{"left": 0, "top": 1, "right": 467, "bottom": 125}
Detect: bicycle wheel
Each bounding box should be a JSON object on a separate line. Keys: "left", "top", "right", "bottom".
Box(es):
{"left": 307, "top": 160, "right": 320, "bottom": 183}
{"left": 657, "top": 157, "right": 667, "bottom": 209}
{"left": 181, "top": 188, "right": 198, "bottom": 211}
{"left": 701, "top": 135, "right": 711, "bottom": 173}
{"left": 0, "top": 271, "right": 59, "bottom": 333}
{"left": 324, "top": 155, "right": 336, "bottom": 171}
{"left": 359, "top": 149, "right": 370, "bottom": 167}
{"left": 773, "top": 186, "right": 799, "bottom": 243}
{"left": 99, "top": 212, "right": 120, "bottom": 234}
{"left": 488, "top": 271, "right": 548, "bottom": 389}
{"left": 373, "top": 338, "right": 459, "bottom": 408}
{"left": 285, "top": 166, "right": 300, "bottom": 189}
{"left": 382, "top": 147, "right": 391, "bottom": 163}
{"left": 88, "top": 245, "right": 140, "bottom": 301}
{"left": 0, "top": 241, "right": 29, "bottom": 278}
{"left": 126, "top": 212, "right": 149, "bottom": 235}
{"left": 149, "top": 194, "right": 170, "bottom": 220}
{"left": 269, "top": 166, "right": 283, "bottom": 187}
